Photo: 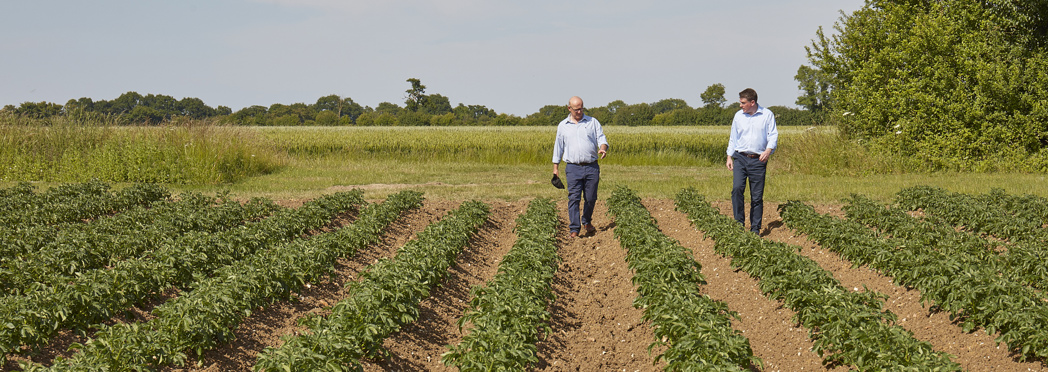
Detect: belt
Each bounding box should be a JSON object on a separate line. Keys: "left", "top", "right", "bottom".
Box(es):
{"left": 568, "top": 161, "right": 597, "bottom": 166}
{"left": 738, "top": 152, "right": 759, "bottom": 159}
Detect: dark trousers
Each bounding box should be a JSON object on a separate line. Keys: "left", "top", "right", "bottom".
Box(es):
{"left": 731, "top": 152, "right": 766, "bottom": 234}
{"left": 566, "top": 162, "right": 600, "bottom": 233}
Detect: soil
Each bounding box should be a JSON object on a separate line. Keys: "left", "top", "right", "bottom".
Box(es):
{"left": 6, "top": 198, "right": 1047, "bottom": 371}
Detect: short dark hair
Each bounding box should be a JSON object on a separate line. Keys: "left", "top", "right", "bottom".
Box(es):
{"left": 739, "top": 88, "right": 757, "bottom": 103}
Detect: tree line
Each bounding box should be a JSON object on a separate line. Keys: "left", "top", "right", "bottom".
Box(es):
{"left": 1, "top": 79, "right": 816, "bottom": 127}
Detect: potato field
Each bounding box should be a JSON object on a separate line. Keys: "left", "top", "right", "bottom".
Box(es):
{"left": 1, "top": 182, "right": 1047, "bottom": 371}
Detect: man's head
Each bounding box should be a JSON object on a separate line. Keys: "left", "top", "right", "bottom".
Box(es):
{"left": 568, "top": 96, "right": 585, "bottom": 122}
{"left": 739, "top": 88, "right": 758, "bottom": 115}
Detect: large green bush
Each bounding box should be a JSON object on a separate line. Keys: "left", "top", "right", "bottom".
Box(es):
{"left": 808, "top": 0, "right": 1048, "bottom": 171}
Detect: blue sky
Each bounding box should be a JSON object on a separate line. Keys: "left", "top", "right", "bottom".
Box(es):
{"left": 1, "top": 0, "right": 865, "bottom": 116}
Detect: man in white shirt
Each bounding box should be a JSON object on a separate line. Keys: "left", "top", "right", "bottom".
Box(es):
{"left": 552, "top": 96, "right": 609, "bottom": 238}
{"left": 725, "top": 88, "right": 778, "bottom": 235}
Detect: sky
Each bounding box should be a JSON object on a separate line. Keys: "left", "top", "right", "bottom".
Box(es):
{"left": 1, "top": 1, "right": 865, "bottom": 116}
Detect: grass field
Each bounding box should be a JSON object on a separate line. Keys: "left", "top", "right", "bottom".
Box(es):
{"left": 3, "top": 124, "right": 1046, "bottom": 202}
{"left": 221, "top": 126, "right": 1048, "bottom": 203}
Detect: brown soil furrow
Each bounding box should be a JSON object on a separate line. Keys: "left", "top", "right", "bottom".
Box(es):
{"left": 536, "top": 200, "right": 662, "bottom": 371}
{"left": 363, "top": 200, "right": 527, "bottom": 371}
{"left": 643, "top": 198, "right": 841, "bottom": 372}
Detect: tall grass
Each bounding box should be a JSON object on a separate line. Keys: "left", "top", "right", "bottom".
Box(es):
{"left": 257, "top": 126, "right": 729, "bottom": 167}
{"left": 0, "top": 117, "right": 284, "bottom": 184}
{"left": 777, "top": 128, "right": 932, "bottom": 176}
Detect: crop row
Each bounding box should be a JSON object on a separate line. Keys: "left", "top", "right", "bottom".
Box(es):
{"left": 976, "top": 188, "right": 1048, "bottom": 226}
{"left": 0, "top": 190, "right": 365, "bottom": 365}
{"left": 894, "top": 186, "right": 1048, "bottom": 291}
{"left": 27, "top": 190, "right": 425, "bottom": 371}
{"left": 0, "top": 192, "right": 280, "bottom": 295}
{"left": 442, "top": 198, "right": 561, "bottom": 370}
{"left": 609, "top": 187, "right": 757, "bottom": 371}
{"left": 676, "top": 188, "right": 958, "bottom": 371}
{"left": 0, "top": 181, "right": 168, "bottom": 228}
{"left": 0, "top": 182, "right": 171, "bottom": 262}
{"left": 896, "top": 186, "right": 1048, "bottom": 243}
{"left": 255, "top": 200, "right": 490, "bottom": 371}
{"left": 779, "top": 199, "right": 1048, "bottom": 361}
{"left": 844, "top": 193, "right": 1048, "bottom": 292}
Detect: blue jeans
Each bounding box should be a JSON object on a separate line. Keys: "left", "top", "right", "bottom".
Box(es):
{"left": 731, "top": 152, "right": 766, "bottom": 234}
{"left": 566, "top": 162, "right": 600, "bottom": 233}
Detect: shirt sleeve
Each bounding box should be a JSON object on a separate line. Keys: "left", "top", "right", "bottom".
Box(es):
{"left": 593, "top": 118, "right": 609, "bottom": 149}
{"left": 552, "top": 124, "right": 565, "bottom": 164}
{"left": 726, "top": 112, "right": 740, "bottom": 156}
{"left": 765, "top": 110, "right": 779, "bottom": 152}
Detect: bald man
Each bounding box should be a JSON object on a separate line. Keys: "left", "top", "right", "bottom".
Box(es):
{"left": 552, "top": 96, "right": 609, "bottom": 238}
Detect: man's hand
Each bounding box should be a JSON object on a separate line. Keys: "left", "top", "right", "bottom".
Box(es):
{"left": 726, "top": 156, "right": 733, "bottom": 171}
{"left": 553, "top": 163, "right": 559, "bottom": 177}
{"left": 598, "top": 144, "right": 608, "bottom": 160}
{"left": 759, "top": 148, "right": 773, "bottom": 162}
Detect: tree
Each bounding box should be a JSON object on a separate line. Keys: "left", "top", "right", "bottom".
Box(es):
{"left": 612, "top": 103, "right": 654, "bottom": 126}
{"left": 397, "top": 110, "right": 428, "bottom": 126}
{"left": 454, "top": 104, "right": 495, "bottom": 125}
{"left": 419, "top": 93, "right": 452, "bottom": 115}
{"left": 178, "top": 97, "right": 215, "bottom": 119}
{"left": 65, "top": 97, "right": 95, "bottom": 112}
{"left": 651, "top": 98, "right": 690, "bottom": 114}
{"left": 339, "top": 97, "right": 364, "bottom": 122}
{"left": 537, "top": 104, "right": 568, "bottom": 120}
{"left": 404, "top": 78, "right": 426, "bottom": 112}
{"left": 314, "top": 95, "right": 341, "bottom": 113}
{"left": 375, "top": 102, "right": 402, "bottom": 116}
{"left": 14, "top": 101, "right": 63, "bottom": 119}
{"left": 313, "top": 95, "right": 362, "bottom": 122}
{"left": 807, "top": 0, "right": 1048, "bottom": 171}
{"left": 700, "top": 84, "right": 726, "bottom": 108}
{"left": 108, "top": 91, "right": 144, "bottom": 115}
{"left": 794, "top": 65, "right": 831, "bottom": 115}
{"left": 141, "top": 94, "right": 180, "bottom": 119}
{"left": 525, "top": 104, "right": 568, "bottom": 126}
{"left": 228, "top": 105, "right": 268, "bottom": 125}
{"left": 127, "top": 105, "right": 164, "bottom": 124}
{"left": 315, "top": 110, "right": 339, "bottom": 126}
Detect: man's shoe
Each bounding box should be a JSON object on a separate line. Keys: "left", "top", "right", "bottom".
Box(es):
{"left": 584, "top": 224, "right": 596, "bottom": 236}
{"left": 569, "top": 231, "right": 579, "bottom": 238}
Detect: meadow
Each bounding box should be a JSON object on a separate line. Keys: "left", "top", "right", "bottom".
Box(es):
{"left": 232, "top": 125, "right": 1048, "bottom": 203}
{"left": 2, "top": 121, "right": 1046, "bottom": 202}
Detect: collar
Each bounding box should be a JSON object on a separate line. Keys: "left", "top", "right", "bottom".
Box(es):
{"left": 743, "top": 105, "right": 763, "bottom": 116}
{"left": 567, "top": 114, "right": 592, "bottom": 124}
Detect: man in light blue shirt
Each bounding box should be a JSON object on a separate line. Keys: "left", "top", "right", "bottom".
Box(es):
{"left": 726, "top": 88, "right": 778, "bottom": 234}
{"left": 552, "top": 96, "right": 608, "bottom": 238}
